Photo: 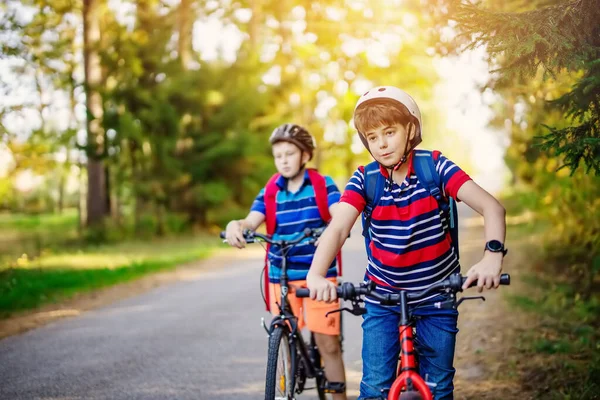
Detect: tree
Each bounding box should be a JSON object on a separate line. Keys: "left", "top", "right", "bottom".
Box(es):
{"left": 83, "top": 0, "right": 108, "bottom": 226}
{"left": 1, "top": 0, "right": 83, "bottom": 214}
{"left": 432, "top": 0, "right": 600, "bottom": 173}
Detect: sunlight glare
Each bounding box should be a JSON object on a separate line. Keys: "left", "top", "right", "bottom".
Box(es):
{"left": 325, "top": 7, "right": 345, "bottom": 21}
{"left": 193, "top": 17, "right": 243, "bottom": 63}
{"left": 262, "top": 66, "right": 282, "bottom": 86}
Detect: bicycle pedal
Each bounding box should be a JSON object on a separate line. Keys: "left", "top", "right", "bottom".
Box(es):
{"left": 323, "top": 381, "right": 346, "bottom": 393}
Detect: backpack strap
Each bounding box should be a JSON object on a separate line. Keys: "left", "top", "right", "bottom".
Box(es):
{"left": 307, "top": 169, "right": 343, "bottom": 276}
{"left": 262, "top": 170, "right": 343, "bottom": 311}
{"left": 361, "top": 161, "right": 385, "bottom": 250}
{"left": 307, "top": 169, "right": 331, "bottom": 222}
{"left": 264, "top": 173, "right": 281, "bottom": 236}
{"left": 413, "top": 151, "right": 447, "bottom": 208}
{"left": 412, "top": 150, "right": 460, "bottom": 259}
{"left": 263, "top": 173, "right": 281, "bottom": 311}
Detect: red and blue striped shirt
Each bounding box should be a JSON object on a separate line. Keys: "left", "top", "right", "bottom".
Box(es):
{"left": 340, "top": 150, "right": 471, "bottom": 302}
{"left": 252, "top": 170, "right": 341, "bottom": 283}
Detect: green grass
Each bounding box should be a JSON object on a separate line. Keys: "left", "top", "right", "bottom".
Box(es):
{"left": 0, "top": 210, "right": 80, "bottom": 266}
{"left": 505, "top": 221, "right": 600, "bottom": 400}
{"left": 0, "top": 209, "right": 79, "bottom": 232}
{"left": 0, "top": 234, "right": 222, "bottom": 318}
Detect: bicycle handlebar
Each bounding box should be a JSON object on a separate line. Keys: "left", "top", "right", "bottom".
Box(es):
{"left": 296, "top": 273, "right": 510, "bottom": 303}
{"left": 220, "top": 227, "right": 325, "bottom": 247}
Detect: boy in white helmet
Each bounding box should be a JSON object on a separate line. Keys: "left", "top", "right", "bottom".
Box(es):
{"left": 306, "top": 87, "right": 507, "bottom": 399}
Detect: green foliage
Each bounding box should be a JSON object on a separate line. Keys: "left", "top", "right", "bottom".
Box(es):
{"left": 0, "top": 210, "right": 77, "bottom": 231}
{"left": 0, "top": 178, "right": 13, "bottom": 208}
{"left": 457, "top": 1, "right": 597, "bottom": 76}
{"left": 0, "top": 235, "right": 217, "bottom": 317}
{"left": 1, "top": 0, "right": 468, "bottom": 233}
{"left": 537, "top": 118, "right": 600, "bottom": 174}
{"left": 433, "top": 0, "right": 600, "bottom": 174}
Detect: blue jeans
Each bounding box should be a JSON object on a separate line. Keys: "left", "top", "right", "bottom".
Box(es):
{"left": 359, "top": 295, "right": 459, "bottom": 400}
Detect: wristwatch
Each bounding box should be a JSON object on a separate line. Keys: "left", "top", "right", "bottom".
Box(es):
{"left": 485, "top": 240, "right": 508, "bottom": 256}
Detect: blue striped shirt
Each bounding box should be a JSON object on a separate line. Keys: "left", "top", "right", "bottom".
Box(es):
{"left": 251, "top": 170, "right": 341, "bottom": 283}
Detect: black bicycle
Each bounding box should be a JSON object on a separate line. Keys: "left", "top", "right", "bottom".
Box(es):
{"left": 220, "top": 228, "right": 344, "bottom": 400}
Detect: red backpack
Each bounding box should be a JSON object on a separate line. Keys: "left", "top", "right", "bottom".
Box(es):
{"left": 263, "top": 169, "right": 343, "bottom": 311}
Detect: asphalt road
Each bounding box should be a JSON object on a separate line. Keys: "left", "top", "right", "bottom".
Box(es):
{"left": 0, "top": 227, "right": 368, "bottom": 400}
{"left": 0, "top": 204, "right": 496, "bottom": 400}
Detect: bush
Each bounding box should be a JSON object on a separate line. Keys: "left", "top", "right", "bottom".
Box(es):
{"left": 164, "top": 212, "right": 190, "bottom": 234}
{"left": 206, "top": 203, "right": 248, "bottom": 229}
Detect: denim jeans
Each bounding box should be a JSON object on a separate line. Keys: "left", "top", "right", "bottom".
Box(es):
{"left": 359, "top": 295, "right": 459, "bottom": 400}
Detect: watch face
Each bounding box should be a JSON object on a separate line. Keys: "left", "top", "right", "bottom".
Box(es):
{"left": 487, "top": 240, "right": 503, "bottom": 251}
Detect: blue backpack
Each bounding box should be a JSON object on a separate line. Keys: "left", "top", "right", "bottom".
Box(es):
{"left": 361, "top": 150, "right": 460, "bottom": 259}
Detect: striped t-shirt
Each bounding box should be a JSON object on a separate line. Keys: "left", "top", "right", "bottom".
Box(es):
{"left": 340, "top": 149, "right": 471, "bottom": 301}
{"left": 252, "top": 169, "right": 341, "bottom": 283}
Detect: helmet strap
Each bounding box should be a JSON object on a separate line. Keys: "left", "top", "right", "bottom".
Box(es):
{"left": 288, "top": 160, "right": 306, "bottom": 181}
{"left": 384, "top": 130, "right": 412, "bottom": 186}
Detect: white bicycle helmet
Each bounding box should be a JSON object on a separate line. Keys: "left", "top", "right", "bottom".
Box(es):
{"left": 354, "top": 86, "right": 423, "bottom": 151}
{"left": 354, "top": 86, "right": 422, "bottom": 129}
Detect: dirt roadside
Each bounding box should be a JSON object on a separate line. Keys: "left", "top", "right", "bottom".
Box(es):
{"left": 453, "top": 225, "right": 534, "bottom": 399}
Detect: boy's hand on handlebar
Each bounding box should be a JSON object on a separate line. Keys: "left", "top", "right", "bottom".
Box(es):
{"left": 306, "top": 273, "right": 337, "bottom": 303}
{"left": 225, "top": 221, "right": 246, "bottom": 249}
{"left": 463, "top": 252, "right": 503, "bottom": 292}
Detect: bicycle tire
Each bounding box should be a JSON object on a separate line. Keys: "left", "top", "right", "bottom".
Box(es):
{"left": 265, "top": 326, "right": 294, "bottom": 400}
{"left": 399, "top": 391, "right": 423, "bottom": 400}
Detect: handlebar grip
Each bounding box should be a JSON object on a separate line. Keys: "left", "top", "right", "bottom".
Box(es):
{"left": 220, "top": 231, "right": 226, "bottom": 239}
{"left": 296, "top": 286, "right": 349, "bottom": 299}
{"left": 464, "top": 273, "right": 511, "bottom": 288}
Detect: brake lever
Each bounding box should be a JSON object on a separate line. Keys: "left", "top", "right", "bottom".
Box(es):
{"left": 326, "top": 307, "right": 367, "bottom": 317}
{"left": 455, "top": 296, "right": 485, "bottom": 308}
{"left": 326, "top": 301, "right": 366, "bottom": 317}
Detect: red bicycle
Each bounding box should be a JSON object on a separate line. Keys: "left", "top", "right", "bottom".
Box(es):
{"left": 297, "top": 273, "right": 510, "bottom": 399}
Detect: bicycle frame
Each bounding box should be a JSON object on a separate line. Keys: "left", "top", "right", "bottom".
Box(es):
{"left": 263, "top": 230, "right": 327, "bottom": 395}
{"left": 388, "top": 324, "right": 432, "bottom": 399}
{"left": 297, "top": 273, "right": 510, "bottom": 399}
{"left": 382, "top": 289, "right": 433, "bottom": 400}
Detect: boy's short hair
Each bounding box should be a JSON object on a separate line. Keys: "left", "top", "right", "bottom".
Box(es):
{"left": 354, "top": 98, "right": 414, "bottom": 136}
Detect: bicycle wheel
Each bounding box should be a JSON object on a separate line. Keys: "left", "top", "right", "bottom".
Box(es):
{"left": 265, "top": 326, "right": 294, "bottom": 400}
{"left": 399, "top": 391, "right": 423, "bottom": 400}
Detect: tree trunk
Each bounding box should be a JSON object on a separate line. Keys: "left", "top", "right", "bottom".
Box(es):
{"left": 155, "top": 202, "right": 165, "bottom": 236}
{"left": 130, "top": 141, "right": 143, "bottom": 234}
{"left": 83, "top": 0, "right": 107, "bottom": 227}
{"left": 248, "top": 0, "right": 261, "bottom": 51}
{"left": 77, "top": 157, "right": 86, "bottom": 236}
{"left": 57, "top": 149, "right": 69, "bottom": 213}
{"left": 178, "top": 0, "right": 194, "bottom": 68}
{"left": 134, "top": 197, "right": 144, "bottom": 235}
{"left": 104, "top": 164, "right": 111, "bottom": 214}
